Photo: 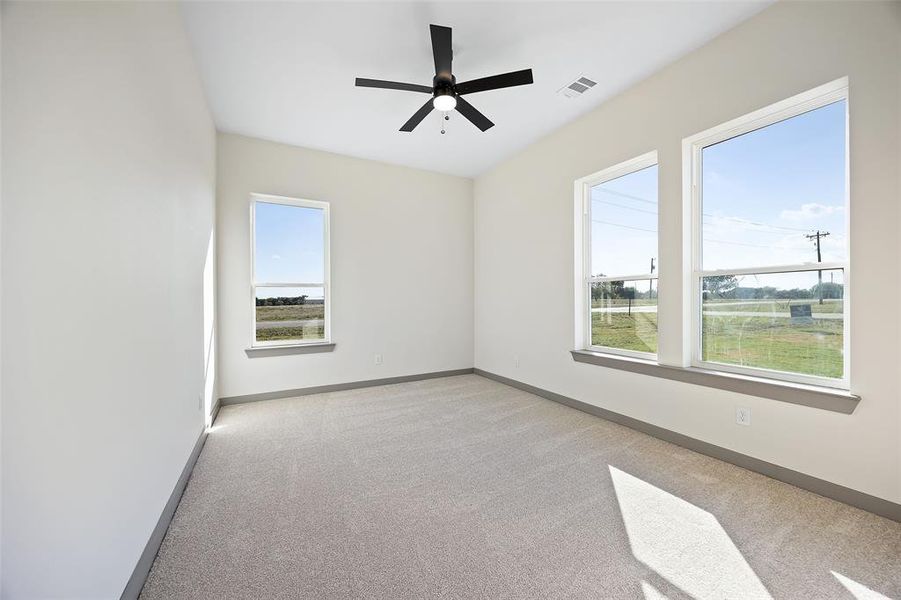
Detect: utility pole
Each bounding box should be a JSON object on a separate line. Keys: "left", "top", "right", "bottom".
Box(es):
{"left": 649, "top": 258, "right": 656, "bottom": 300}
{"left": 805, "top": 230, "right": 830, "bottom": 304}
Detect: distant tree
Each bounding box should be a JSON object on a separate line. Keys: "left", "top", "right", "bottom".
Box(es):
{"left": 703, "top": 275, "right": 739, "bottom": 299}
{"left": 592, "top": 280, "right": 626, "bottom": 301}
{"left": 776, "top": 288, "right": 812, "bottom": 300}
{"left": 811, "top": 282, "right": 843, "bottom": 300}
{"left": 256, "top": 295, "right": 309, "bottom": 307}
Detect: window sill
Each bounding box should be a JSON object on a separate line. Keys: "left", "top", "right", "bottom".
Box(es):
{"left": 570, "top": 349, "right": 859, "bottom": 414}
{"left": 245, "top": 342, "right": 336, "bottom": 357}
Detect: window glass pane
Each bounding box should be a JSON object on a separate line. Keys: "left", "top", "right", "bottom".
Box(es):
{"left": 590, "top": 164, "right": 658, "bottom": 277}
{"left": 255, "top": 287, "right": 325, "bottom": 343}
{"left": 701, "top": 100, "right": 846, "bottom": 271}
{"left": 254, "top": 201, "right": 324, "bottom": 283}
{"left": 591, "top": 279, "right": 657, "bottom": 353}
{"left": 701, "top": 269, "right": 843, "bottom": 378}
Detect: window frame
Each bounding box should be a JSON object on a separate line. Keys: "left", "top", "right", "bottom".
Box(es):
{"left": 684, "top": 78, "right": 850, "bottom": 389}
{"left": 249, "top": 193, "right": 331, "bottom": 348}
{"left": 576, "top": 151, "right": 659, "bottom": 360}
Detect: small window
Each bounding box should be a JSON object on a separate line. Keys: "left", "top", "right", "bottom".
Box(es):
{"left": 688, "top": 80, "right": 848, "bottom": 386}
{"left": 250, "top": 194, "right": 330, "bottom": 347}
{"left": 579, "top": 152, "right": 658, "bottom": 358}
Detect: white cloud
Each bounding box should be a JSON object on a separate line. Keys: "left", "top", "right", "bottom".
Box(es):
{"left": 779, "top": 203, "right": 844, "bottom": 221}
{"left": 271, "top": 254, "right": 281, "bottom": 260}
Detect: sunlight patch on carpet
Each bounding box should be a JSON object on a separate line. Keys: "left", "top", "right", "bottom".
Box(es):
{"left": 832, "top": 571, "right": 893, "bottom": 600}
{"left": 610, "top": 465, "right": 771, "bottom": 600}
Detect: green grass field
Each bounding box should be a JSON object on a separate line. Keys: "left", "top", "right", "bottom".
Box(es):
{"left": 255, "top": 305, "right": 324, "bottom": 321}
{"left": 592, "top": 312, "right": 658, "bottom": 353}
{"left": 255, "top": 304, "right": 325, "bottom": 342}
{"left": 701, "top": 314, "right": 843, "bottom": 378}
{"left": 592, "top": 302, "right": 843, "bottom": 378}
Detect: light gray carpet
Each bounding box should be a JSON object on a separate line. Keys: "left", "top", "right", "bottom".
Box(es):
{"left": 140, "top": 375, "right": 901, "bottom": 599}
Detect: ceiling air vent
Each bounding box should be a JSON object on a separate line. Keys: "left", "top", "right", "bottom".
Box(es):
{"left": 558, "top": 76, "right": 597, "bottom": 99}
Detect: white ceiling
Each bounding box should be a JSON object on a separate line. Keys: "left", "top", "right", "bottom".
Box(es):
{"left": 181, "top": 1, "right": 770, "bottom": 178}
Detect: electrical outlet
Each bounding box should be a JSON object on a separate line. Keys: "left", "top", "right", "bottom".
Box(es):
{"left": 736, "top": 407, "right": 751, "bottom": 426}
{"left": 374, "top": 353, "right": 383, "bottom": 366}
{"left": 513, "top": 354, "right": 520, "bottom": 368}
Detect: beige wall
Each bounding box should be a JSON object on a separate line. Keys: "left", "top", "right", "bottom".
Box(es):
{"left": 1, "top": 2, "right": 216, "bottom": 597}
{"left": 474, "top": 1, "right": 901, "bottom": 503}
{"left": 217, "top": 134, "right": 473, "bottom": 399}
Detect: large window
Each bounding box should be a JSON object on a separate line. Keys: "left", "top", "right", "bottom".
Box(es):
{"left": 580, "top": 152, "right": 658, "bottom": 357}
{"left": 688, "top": 81, "right": 848, "bottom": 386}
{"left": 250, "top": 194, "right": 330, "bottom": 347}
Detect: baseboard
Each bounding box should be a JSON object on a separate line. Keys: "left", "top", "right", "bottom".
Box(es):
{"left": 474, "top": 368, "right": 901, "bottom": 523}
{"left": 120, "top": 429, "right": 209, "bottom": 600}
{"left": 218, "top": 368, "right": 475, "bottom": 407}
{"left": 211, "top": 397, "right": 222, "bottom": 425}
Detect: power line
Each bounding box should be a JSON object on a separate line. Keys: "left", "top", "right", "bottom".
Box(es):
{"left": 707, "top": 215, "right": 812, "bottom": 233}
{"left": 704, "top": 239, "right": 773, "bottom": 249}
{"left": 590, "top": 219, "right": 656, "bottom": 234}
{"left": 595, "top": 188, "right": 657, "bottom": 205}
{"left": 593, "top": 195, "right": 814, "bottom": 234}
{"left": 591, "top": 219, "right": 772, "bottom": 248}
{"left": 593, "top": 199, "right": 658, "bottom": 215}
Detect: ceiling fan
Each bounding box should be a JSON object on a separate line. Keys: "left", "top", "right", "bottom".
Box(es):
{"left": 355, "top": 24, "right": 534, "bottom": 133}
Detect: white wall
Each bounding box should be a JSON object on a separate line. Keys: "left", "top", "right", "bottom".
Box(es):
{"left": 1, "top": 2, "right": 216, "bottom": 598}
{"left": 475, "top": 1, "right": 901, "bottom": 503}
{"left": 217, "top": 133, "right": 472, "bottom": 399}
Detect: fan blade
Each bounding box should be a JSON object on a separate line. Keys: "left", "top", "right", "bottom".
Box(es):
{"left": 455, "top": 96, "right": 494, "bottom": 132}
{"left": 400, "top": 99, "right": 435, "bottom": 132}
{"left": 430, "top": 24, "right": 453, "bottom": 79}
{"left": 455, "top": 69, "right": 534, "bottom": 95}
{"left": 356, "top": 78, "right": 433, "bottom": 94}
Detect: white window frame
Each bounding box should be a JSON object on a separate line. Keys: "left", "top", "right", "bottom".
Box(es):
{"left": 249, "top": 193, "right": 331, "bottom": 348}
{"left": 683, "top": 77, "right": 850, "bottom": 389}
{"left": 575, "top": 151, "right": 659, "bottom": 360}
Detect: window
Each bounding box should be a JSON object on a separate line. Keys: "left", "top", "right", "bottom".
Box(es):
{"left": 250, "top": 194, "right": 330, "bottom": 347}
{"left": 687, "top": 80, "right": 848, "bottom": 386}
{"left": 578, "top": 152, "right": 659, "bottom": 358}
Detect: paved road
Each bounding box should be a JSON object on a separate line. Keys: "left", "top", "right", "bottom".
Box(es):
{"left": 702, "top": 310, "right": 842, "bottom": 320}
{"left": 256, "top": 319, "right": 324, "bottom": 330}
{"left": 591, "top": 306, "right": 841, "bottom": 320}
{"left": 591, "top": 305, "right": 658, "bottom": 314}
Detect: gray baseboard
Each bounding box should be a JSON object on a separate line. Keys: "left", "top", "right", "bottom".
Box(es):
{"left": 211, "top": 397, "right": 222, "bottom": 425}
{"left": 474, "top": 368, "right": 901, "bottom": 523}
{"left": 218, "top": 368, "right": 475, "bottom": 407}
{"left": 120, "top": 429, "right": 209, "bottom": 600}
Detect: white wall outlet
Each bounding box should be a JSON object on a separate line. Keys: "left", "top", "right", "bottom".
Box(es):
{"left": 736, "top": 407, "right": 751, "bottom": 426}
{"left": 374, "top": 353, "right": 383, "bottom": 366}
{"left": 513, "top": 354, "right": 520, "bottom": 368}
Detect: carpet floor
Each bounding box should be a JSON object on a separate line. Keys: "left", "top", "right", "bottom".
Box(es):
{"left": 140, "top": 375, "right": 901, "bottom": 599}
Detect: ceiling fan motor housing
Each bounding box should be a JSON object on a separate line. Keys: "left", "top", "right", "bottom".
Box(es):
{"left": 433, "top": 75, "right": 456, "bottom": 99}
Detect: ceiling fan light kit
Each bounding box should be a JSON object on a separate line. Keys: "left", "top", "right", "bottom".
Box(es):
{"left": 433, "top": 88, "right": 457, "bottom": 112}
{"left": 355, "top": 24, "right": 534, "bottom": 133}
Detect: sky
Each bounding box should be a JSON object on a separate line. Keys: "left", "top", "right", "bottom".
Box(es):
{"left": 590, "top": 99, "right": 847, "bottom": 291}
{"left": 255, "top": 100, "right": 847, "bottom": 300}
{"left": 254, "top": 201, "right": 325, "bottom": 300}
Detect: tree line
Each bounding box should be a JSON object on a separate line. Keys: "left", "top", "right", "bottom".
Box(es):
{"left": 256, "top": 295, "right": 309, "bottom": 306}
{"left": 591, "top": 275, "right": 843, "bottom": 302}
{"left": 702, "top": 275, "right": 843, "bottom": 300}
